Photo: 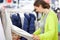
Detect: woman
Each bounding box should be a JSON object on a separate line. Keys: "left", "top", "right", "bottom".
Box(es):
{"left": 32, "top": 0, "right": 58, "bottom": 40}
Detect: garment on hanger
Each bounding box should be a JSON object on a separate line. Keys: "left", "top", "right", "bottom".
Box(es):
{"left": 0, "top": 17, "right": 6, "bottom": 40}
{"left": 23, "top": 13, "right": 30, "bottom": 32}
{"left": 29, "top": 13, "right": 36, "bottom": 34}
{"left": 11, "top": 13, "right": 28, "bottom": 40}
{"left": 21, "top": 13, "right": 36, "bottom": 40}
{"left": 18, "top": 13, "right": 24, "bottom": 28}
{"left": 11, "top": 13, "right": 22, "bottom": 29}
{"left": 21, "top": 13, "right": 30, "bottom": 40}
{"left": 0, "top": 0, "right": 3, "bottom": 3}
{"left": 23, "top": 13, "right": 36, "bottom": 34}
{"left": 1, "top": 9, "right": 33, "bottom": 40}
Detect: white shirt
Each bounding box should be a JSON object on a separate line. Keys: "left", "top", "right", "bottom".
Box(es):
{"left": 0, "top": 18, "right": 6, "bottom": 40}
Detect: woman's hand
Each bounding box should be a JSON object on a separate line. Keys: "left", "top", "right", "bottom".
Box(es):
{"left": 12, "top": 32, "right": 21, "bottom": 40}
{"left": 32, "top": 34, "right": 40, "bottom": 40}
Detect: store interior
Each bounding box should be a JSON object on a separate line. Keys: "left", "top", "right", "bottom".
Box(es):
{"left": 0, "top": 0, "right": 60, "bottom": 40}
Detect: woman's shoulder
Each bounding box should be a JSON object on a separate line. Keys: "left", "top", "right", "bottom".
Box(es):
{"left": 46, "top": 9, "right": 58, "bottom": 21}
{"left": 48, "top": 9, "right": 57, "bottom": 17}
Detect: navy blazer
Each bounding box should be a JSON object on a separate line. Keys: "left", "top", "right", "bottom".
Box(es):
{"left": 29, "top": 13, "right": 36, "bottom": 34}
{"left": 21, "top": 13, "right": 36, "bottom": 40}
{"left": 0, "top": 0, "right": 3, "bottom": 3}
{"left": 23, "top": 13, "right": 36, "bottom": 34}
{"left": 11, "top": 13, "right": 22, "bottom": 28}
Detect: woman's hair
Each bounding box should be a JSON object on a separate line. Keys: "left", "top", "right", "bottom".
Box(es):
{"left": 34, "top": 0, "right": 50, "bottom": 9}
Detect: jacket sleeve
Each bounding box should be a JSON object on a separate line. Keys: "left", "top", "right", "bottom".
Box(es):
{"left": 33, "top": 28, "right": 41, "bottom": 35}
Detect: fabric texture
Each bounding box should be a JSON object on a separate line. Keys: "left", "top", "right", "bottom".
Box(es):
{"left": 11, "top": 13, "right": 22, "bottom": 28}
{"left": 0, "top": 0, "right": 3, "bottom": 3}
{"left": 29, "top": 13, "right": 36, "bottom": 34}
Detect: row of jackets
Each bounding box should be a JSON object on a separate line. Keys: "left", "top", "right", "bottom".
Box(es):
{"left": 10, "top": 12, "right": 36, "bottom": 40}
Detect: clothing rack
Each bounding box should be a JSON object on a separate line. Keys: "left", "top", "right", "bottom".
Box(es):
{"left": 1, "top": 8, "right": 33, "bottom": 40}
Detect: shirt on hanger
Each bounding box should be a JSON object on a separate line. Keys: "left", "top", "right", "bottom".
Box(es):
{"left": 0, "top": 18, "right": 6, "bottom": 40}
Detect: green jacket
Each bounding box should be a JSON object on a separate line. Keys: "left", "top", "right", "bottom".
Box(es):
{"left": 34, "top": 10, "right": 58, "bottom": 40}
